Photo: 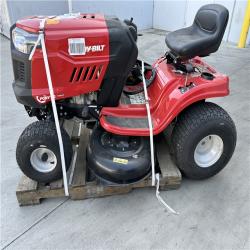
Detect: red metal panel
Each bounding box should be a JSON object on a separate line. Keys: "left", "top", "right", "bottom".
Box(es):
{"left": 100, "top": 57, "right": 229, "bottom": 136}
{"left": 16, "top": 14, "right": 109, "bottom": 104}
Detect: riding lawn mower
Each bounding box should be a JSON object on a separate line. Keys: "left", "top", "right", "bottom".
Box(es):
{"left": 11, "top": 4, "right": 237, "bottom": 190}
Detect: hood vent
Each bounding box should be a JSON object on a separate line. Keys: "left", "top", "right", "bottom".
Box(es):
{"left": 69, "top": 65, "right": 103, "bottom": 83}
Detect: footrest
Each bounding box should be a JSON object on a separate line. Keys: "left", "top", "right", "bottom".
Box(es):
{"left": 100, "top": 93, "right": 153, "bottom": 136}
{"left": 105, "top": 116, "right": 149, "bottom": 129}
{"left": 100, "top": 114, "right": 151, "bottom": 136}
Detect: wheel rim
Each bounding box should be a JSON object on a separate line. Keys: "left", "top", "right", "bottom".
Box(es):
{"left": 194, "top": 135, "right": 224, "bottom": 168}
{"left": 30, "top": 148, "right": 57, "bottom": 173}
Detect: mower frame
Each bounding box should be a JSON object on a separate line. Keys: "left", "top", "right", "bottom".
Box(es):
{"left": 100, "top": 56, "right": 229, "bottom": 136}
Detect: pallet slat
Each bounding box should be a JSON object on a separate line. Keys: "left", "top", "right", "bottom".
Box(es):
{"left": 70, "top": 127, "right": 89, "bottom": 187}
{"left": 17, "top": 175, "right": 37, "bottom": 192}
{"left": 16, "top": 176, "right": 39, "bottom": 206}
{"left": 49, "top": 179, "right": 63, "bottom": 190}
{"left": 156, "top": 137, "right": 182, "bottom": 189}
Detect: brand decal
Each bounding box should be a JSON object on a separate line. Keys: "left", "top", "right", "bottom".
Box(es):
{"left": 68, "top": 38, "right": 105, "bottom": 56}
{"left": 85, "top": 45, "right": 105, "bottom": 53}
{"left": 36, "top": 95, "right": 51, "bottom": 104}
{"left": 35, "top": 94, "right": 64, "bottom": 104}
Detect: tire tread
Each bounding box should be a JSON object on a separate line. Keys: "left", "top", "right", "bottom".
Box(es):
{"left": 171, "top": 102, "right": 236, "bottom": 179}
{"left": 16, "top": 120, "right": 72, "bottom": 182}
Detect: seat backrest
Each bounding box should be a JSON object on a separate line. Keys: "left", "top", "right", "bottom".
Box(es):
{"left": 194, "top": 4, "right": 229, "bottom": 55}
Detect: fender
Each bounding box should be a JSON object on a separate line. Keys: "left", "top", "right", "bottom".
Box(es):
{"left": 100, "top": 57, "right": 229, "bottom": 136}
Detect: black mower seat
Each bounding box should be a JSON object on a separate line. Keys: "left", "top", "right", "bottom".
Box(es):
{"left": 165, "top": 4, "right": 229, "bottom": 59}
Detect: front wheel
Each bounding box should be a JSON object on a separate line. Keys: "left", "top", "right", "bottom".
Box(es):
{"left": 16, "top": 120, "right": 73, "bottom": 183}
{"left": 171, "top": 102, "right": 237, "bottom": 180}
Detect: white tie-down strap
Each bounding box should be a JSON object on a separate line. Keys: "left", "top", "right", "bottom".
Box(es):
{"left": 29, "top": 19, "right": 69, "bottom": 196}
{"left": 141, "top": 61, "right": 155, "bottom": 186}
{"left": 141, "top": 61, "right": 178, "bottom": 214}
{"left": 155, "top": 174, "right": 179, "bottom": 214}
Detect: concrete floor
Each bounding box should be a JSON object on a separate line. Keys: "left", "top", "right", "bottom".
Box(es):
{"left": 1, "top": 30, "right": 250, "bottom": 250}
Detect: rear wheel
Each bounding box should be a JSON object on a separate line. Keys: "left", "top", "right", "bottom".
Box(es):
{"left": 171, "top": 102, "right": 237, "bottom": 179}
{"left": 16, "top": 120, "right": 73, "bottom": 183}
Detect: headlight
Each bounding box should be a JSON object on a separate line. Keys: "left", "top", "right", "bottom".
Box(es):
{"left": 12, "top": 27, "right": 40, "bottom": 54}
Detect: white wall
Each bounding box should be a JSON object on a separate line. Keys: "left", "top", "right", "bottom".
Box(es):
{"left": 227, "top": 0, "right": 248, "bottom": 43}
{"left": 71, "top": 0, "right": 154, "bottom": 30}
{"left": 1, "top": 0, "right": 153, "bottom": 37}
{"left": 6, "top": 0, "right": 69, "bottom": 24}
{"left": 2, "top": 0, "right": 68, "bottom": 37}
{"left": 153, "top": 0, "right": 250, "bottom": 44}
{"left": 0, "top": 0, "right": 11, "bottom": 37}
{"left": 1, "top": 0, "right": 249, "bottom": 45}
{"left": 152, "top": 1, "right": 188, "bottom": 31}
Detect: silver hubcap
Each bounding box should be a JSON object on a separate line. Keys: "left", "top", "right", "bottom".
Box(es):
{"left": 194, "top": 135, "right": 224, "bottom": 168}
{"left": 30, "top": 148, "right": 57, "bottom": 173}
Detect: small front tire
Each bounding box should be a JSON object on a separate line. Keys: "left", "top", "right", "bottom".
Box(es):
{"left": 16, "top": 120, "right": 73, "bottom": 183}
{"left": 171, "top": 102, "right": 237, "bottom": 179}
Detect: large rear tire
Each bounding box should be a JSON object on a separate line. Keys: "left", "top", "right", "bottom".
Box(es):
{"left": 16, "top": 120, "right": 73, "bottom": 183}
{"left": 171, "top": 102, "right": 237, "bottom": 179}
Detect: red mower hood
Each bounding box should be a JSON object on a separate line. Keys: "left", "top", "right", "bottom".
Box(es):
{"left": 16, "top": 13, "right": 106, "bottom": 33}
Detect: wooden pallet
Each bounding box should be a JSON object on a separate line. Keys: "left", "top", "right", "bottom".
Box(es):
{"left": 16, "top": 120, "right": 182, "bottom": 206}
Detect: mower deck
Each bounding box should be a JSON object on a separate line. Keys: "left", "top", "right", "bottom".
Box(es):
{"left": 16, "top": 120, "right": 181, "bottom": 206}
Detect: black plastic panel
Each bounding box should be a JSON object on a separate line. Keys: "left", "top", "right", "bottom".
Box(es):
{"left": 10, "top": 24, "right": 41, "bottom": 108}
{"left": 97, "top": 16, "right": 138, "bottom": 107}
{"left": 106, "top": 116, "right": 149, "bottom": 129}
